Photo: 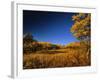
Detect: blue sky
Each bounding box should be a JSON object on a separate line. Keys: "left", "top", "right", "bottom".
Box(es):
{"left": 23, "top": 10, "right": 79, "bottom": 45}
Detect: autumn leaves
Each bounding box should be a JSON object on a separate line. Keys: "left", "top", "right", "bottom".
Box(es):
{"left": 71, "top": 13, "right": 91, "bottom": 41}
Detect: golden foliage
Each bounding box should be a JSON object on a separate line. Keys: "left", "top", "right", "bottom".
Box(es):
{"left": 71, "top": 13, "right": 91, "bottom": 40}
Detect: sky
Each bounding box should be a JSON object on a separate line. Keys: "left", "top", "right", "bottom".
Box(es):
{"left": 23, "top": 10, "right": 79, "bottom": 45}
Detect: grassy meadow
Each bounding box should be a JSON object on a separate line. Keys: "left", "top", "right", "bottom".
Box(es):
{"left": 23, "top": 41, "right": 91, "bottom": 69}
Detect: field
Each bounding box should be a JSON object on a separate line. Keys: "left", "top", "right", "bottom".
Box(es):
{"left": 23, "top": 45, "right": 91, "bottom": 69}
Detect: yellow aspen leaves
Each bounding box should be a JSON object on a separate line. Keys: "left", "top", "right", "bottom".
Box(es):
{"left": 71, "top": 13, "right": 91, "bottom": 40}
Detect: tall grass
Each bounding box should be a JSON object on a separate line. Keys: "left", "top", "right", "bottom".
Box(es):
{"left": 23, "top": 47, "right": 90, "bottom": 69}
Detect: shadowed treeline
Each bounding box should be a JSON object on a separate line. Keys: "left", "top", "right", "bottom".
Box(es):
{"left": 23, "top": 33, "right": 63, "bottom": 53}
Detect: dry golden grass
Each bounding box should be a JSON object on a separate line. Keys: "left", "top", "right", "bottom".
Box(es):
{"left": 23, "top": 47, "right": 91, "bottom": 69}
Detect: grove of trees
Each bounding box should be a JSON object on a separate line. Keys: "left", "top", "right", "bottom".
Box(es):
{"left": 23, "top": 33, "right": 62, "bottom": 53}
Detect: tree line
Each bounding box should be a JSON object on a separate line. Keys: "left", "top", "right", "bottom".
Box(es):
{"left": 23, "top": 33, "right": 63, "bottom": 53}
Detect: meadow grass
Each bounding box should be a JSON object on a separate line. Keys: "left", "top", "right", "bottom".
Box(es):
{"left": 23, "top": 47, "right": 90, "bottom": 69}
